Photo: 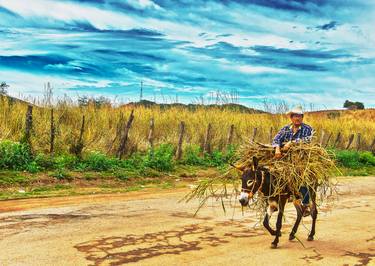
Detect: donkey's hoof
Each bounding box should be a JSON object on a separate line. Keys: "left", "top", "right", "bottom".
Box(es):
{"left": 289, "top": 234, "right": 295, "bottom": 241}
{"left": 270, "top": 242, "right": 278, "bottom": 249}
{"left": 307, "top": 235, "right": 314, "bottom": 241}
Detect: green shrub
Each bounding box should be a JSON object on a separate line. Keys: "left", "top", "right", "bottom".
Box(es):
{"left": 334, "top": 150, "right": 375, "bottom": 168}
{"left": 204, "top": 150, "right": 225, "bottom": 167}
{"left": 34, "top": 153, "right": 55, "bottom": 170}
{"left": 119, "top": 152, "right": 145, "bottom": 170}
{"left": 26, "top": 161, "right": 41, "bottom": 173}
{"left": 144, "top": 144, "right": 174, "bottom": 171}
{"left": 54, "top": 154, "right": 78, "bottom": 169}
{"left": 223, "top": 144, "right": 239, "bottom": 163}
{"left": 0, "top": 140, "right": 32, "bottom": 170}
{"left": 83, "top": 151, "right": 118, "bottom": 171}
{"left": 335, "top": 150, "right": 361, "bottom": 168}
{"left": 182, "top": 145, "right": 205, "bottom": 166}
{"left": 359, "top": 151, "right": 375, "bottom": 166}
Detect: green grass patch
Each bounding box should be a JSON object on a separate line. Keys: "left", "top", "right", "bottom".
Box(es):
{"left": 333, "top": 150, "right": 375, "bottom": 169}
{"left": 0, "top": 171, "right": 30, "bottom": 186}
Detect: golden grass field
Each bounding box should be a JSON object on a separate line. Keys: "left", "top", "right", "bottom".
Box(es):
{"left": 0, "top": 96, "right": 374, "bottom": 155}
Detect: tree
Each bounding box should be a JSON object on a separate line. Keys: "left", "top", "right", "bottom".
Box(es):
{"left": 77, "top": 95, "right": 111, "bottom": 108}
{"left": 343, "top": 100, "right": 364, "bottom": 110}
{"left": 0, "top": 82, "right": 9, "bottom": 95}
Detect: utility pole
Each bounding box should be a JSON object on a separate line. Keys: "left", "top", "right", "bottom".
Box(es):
{"left": 139, "top": 81, "right": 143, "bottom": 102}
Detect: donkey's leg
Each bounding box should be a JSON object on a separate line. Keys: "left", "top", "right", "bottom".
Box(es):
{"left": 262, "top": 198, "right": 277, "bottom": 236}
{"left": 263, "top": 213, "right": 277, "bottom": 236}
{"left": 289, "top": 199, "right": 303, "bottom": 240}
{"left": 308, "top": 188, "right": 318, "bottom": 241}
{"left": 271, "top": 196, "right": 287, "bottom": 249}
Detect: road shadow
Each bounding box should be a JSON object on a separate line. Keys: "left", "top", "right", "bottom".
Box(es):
{"left": 343, "top": 249, "right": 375, "bottom": 266}
{"left": 75, "top": 220, "right": 264, "bottom": 265}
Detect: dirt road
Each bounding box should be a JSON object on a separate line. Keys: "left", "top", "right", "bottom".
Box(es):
{"left": 0, "top": 176, "right": 374, "bottom": 266}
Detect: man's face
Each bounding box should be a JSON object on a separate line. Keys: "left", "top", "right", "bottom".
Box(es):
{"left": 290, "top": 114, "right": 303, "bottom": 126}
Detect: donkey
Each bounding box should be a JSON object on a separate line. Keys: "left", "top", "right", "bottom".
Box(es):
{"left": 237, "top": 156, "right": 318, "bottom": 248}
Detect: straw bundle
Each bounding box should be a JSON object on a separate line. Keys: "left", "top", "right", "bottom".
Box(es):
{"left": 184, "top": 141, "right": 338, "bottom": 214}
{"left": 234, "top": 141, "right": 337, "bottom": 198}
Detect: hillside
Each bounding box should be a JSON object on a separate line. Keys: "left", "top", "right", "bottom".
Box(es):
{"left": 122, "top": 100, "right": 267, "bottom": 114}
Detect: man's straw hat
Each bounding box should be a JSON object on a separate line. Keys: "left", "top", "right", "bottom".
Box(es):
{"left": 286, "top": 105, "right": 304, "bottom": 116}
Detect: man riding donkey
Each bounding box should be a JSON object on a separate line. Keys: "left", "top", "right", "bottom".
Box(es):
{"left": 272, "top": 105, "right": 314, "bottom": 217}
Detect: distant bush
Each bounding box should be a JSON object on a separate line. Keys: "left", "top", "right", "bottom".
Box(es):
{"left": 343, "top": 100, "right": 364, "bottom": 110}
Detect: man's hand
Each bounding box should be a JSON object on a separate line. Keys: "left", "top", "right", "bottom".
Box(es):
{"left": 281, "top": 141, "right": 292, "bottom": 151}
{"left": 274, "top": 146, "right": 283, "bottom": 159}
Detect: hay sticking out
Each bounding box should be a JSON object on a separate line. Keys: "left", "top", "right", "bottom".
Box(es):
{"left": 182, "top": 168, "right": 240, "bottom": 215}
{"left": 184, "top": 141, "right": 339, "bottom": 215}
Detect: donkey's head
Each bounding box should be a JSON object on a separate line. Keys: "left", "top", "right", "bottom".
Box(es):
{"left": 238, "top": 156, "right": 263, "bottom": 207}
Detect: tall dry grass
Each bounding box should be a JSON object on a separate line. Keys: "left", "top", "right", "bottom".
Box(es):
{"left": 0, "top": 96, "right": 374, "bottom": 156}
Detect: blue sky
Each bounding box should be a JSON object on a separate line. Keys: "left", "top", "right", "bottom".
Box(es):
{"left": 0, "top": 0, "right": 374, "bottom": 109}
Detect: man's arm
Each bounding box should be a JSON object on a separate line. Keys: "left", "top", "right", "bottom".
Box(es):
{"left": 272, "top": 128, "right": 286, "bottom": 158}
{"left": 272, "top": 128, "right": 286, "bottom": 148}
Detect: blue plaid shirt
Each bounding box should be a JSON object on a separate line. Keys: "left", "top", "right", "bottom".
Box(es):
{"left": 272, "top": 123, "right": 314, "bottom": 147}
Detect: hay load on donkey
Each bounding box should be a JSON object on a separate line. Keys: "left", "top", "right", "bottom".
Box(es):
{"left": 185, "top": 105, "right": 338, "bottom": 248}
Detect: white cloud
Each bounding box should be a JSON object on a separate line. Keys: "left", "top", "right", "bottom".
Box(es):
{"left": 127, "top": 0, "right": 163, "bottom": 10}
{"left": 0, "top": 69, "right": 113, "bottom": 97}
{"left": 0, "top": 0, "right": 138, "bottom": 30}
{"left": 236, "top": 65, "right": 287, "bottom": 74}
{"left": 216, "top": 58, "right": 287, "bottom": 74}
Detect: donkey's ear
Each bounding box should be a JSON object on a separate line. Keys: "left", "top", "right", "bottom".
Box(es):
{"left": 252, "top": 156, "right": 259, "bottom": 169}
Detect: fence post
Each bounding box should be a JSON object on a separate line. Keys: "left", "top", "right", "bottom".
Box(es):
{"left": 346, "top": 134, "right": 355, "bottom": 149}
{"left": 319, "top": 129, "right": 325, "bottom": 145}
{"left": 69, "top": 115, "right": 85, "bottom": 157}
{"left": 50, "top": 109, "right": 55, "bottom": 154}
{"left": 333, "top": 132, "right": 342, "bottom": 148}
{"left": 324, "top": 132, "right": 333, "bottom": 148}
{"left": 148, "top": 118, "right": 155, "bottom": 150}
{"left": 117, "top": 110, "right": 135, "bottom": 159}
{"left": 251, "top": 127, "right": 257, "bottom": 142}
{"left": 78, "top": 115, "right": 85, "bottom": 146}
{"left": 269, "top": 127, "right": 273, "bottom": 144}
{"left": 175, "top": 121, "right": 185, "bottom": 160}
{"left": 24, "top": 105, "right": 33, "bottom": 145}
{"left": 370, "top": 138, "right": 375, "bottom": 152}
{"left": 203, "top": 123, "right": 212, "bottom": 154}
{"left": 226, "top": 124, "right": 234, "bottom": 147}
{"left": 356, "top": 133, "right": 361, "bottom": 151}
